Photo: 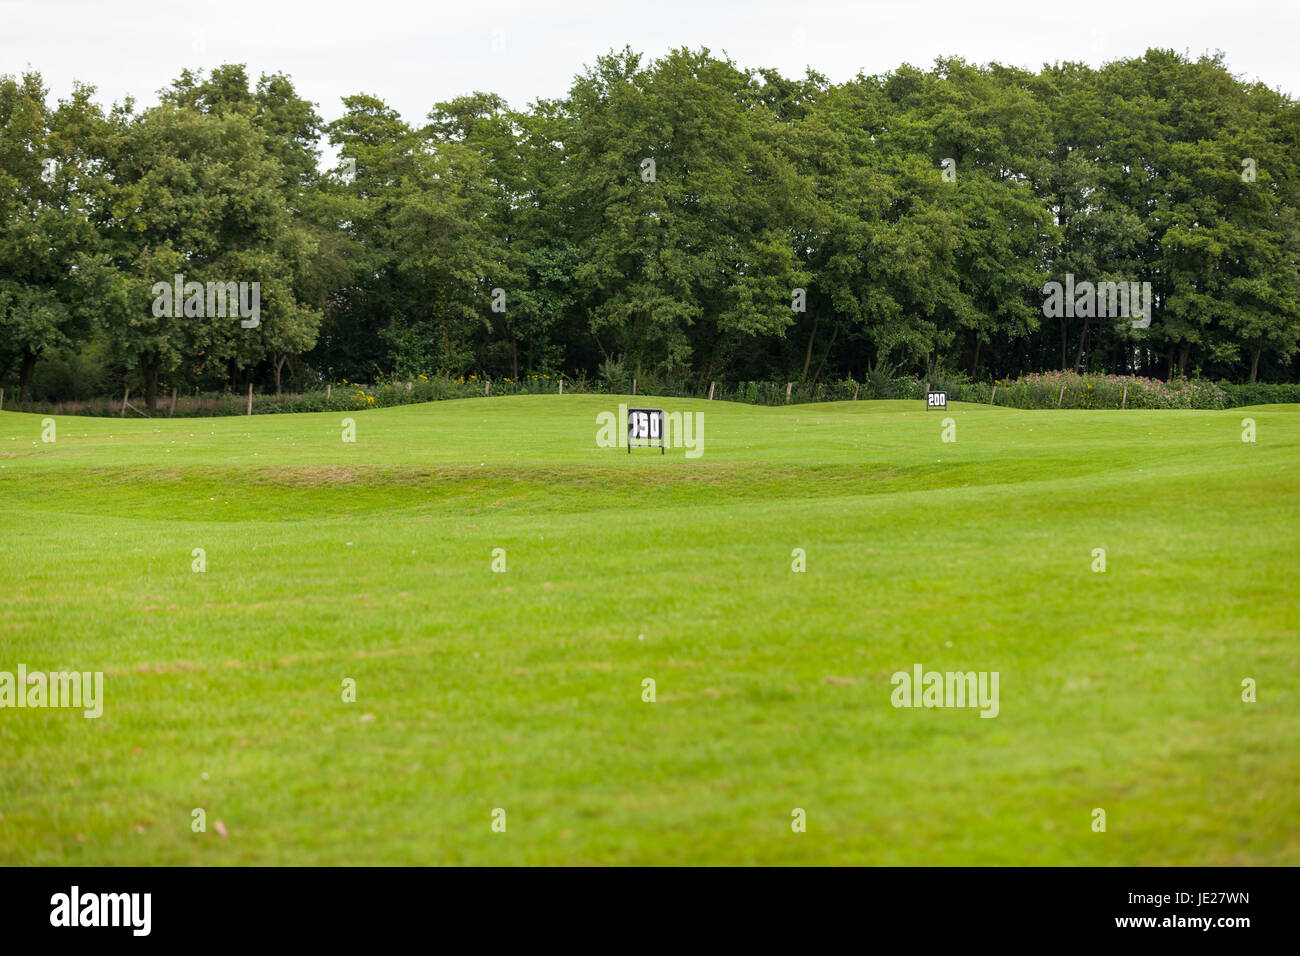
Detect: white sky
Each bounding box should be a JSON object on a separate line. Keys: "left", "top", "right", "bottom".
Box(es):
{"left": 2, "top": 0, "right": 1294, "bottom": 139}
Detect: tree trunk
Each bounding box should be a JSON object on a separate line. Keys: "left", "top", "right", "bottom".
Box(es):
{"left": 1177, "top": 340, "right": 1190, "bottom": 378}
{"left": 145, "top": 360, "right": 159, "bottom": 411}
{"left": 811, "top": 323, "right": 839, "bottom": 384}
{"left": 1073, "top": 317, "right": 1091, "bottom": 371}
{"left": 18, "top": 349, "right": 37, "bottom": 401}
{"left": 511, "top": 336, "right": 519, "bottom": 380}
{"left": 275, "top": 355, "right": 288, "bottom": 395}
{"left": 801, "top": 314, "right": 819, "bottom": 380}
{"left": 1250, "top": 344, "right": 1262, "bottom": 382}
{"left": 971, "top": 336, "right": 982, "bottom": 376}
{"left": 1060, "top": 318, "right": 1069, "bottom": 370}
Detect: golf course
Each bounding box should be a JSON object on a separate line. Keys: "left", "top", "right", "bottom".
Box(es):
{"left": 1, "top": 396, "right": 1297, "bottom": 865}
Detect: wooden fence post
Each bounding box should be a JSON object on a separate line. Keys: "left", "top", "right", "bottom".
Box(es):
{"left": 485, "top": 379, "right": 490, "bottom": 397}
{"left": 247, "top": 382, "right": 253, "bottom": 415}
{"left": 326, "top": 383, "right": 331, "bottom": 401}
{"left": 708, "top": 381, "right": 715, "bottom": 400}
{"left": 632, "top": 378, "right": 637, "bottom": 396}
{"left": 1057, "top": 385, "right": 1066, "bottom": 407}
{"left": 170, "top": 388, "right": 178, "bottom": 416}
{"left": 990, "top": 384, "right": 997, "bottom": 405}
{"left": 559, "top": 379, "right": 563, "bottom": 395}
{"left": 1121, "top": 384, "right": 1128, "bottom": 409}
{"left": 785, "top": 382, "right": 792, "bottom": 403}
{"left": 0, "top": 387, "right": 4, "bottom": 411}
{"left": 122, "top": 387, "right": 130, "bottom": 416}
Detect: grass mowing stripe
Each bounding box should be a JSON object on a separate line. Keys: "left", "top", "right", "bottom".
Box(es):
{"left": 0, "top": 397, "right": 1296, "bottom": 864}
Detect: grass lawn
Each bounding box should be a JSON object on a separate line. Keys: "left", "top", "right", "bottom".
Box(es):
{"left": 0, "top": 395, "right": 1296, "bottom": 865}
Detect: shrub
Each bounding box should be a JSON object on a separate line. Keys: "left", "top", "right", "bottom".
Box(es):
{"left": 974, "top": 372, "right": 1227, "bottom": 410}
{"left": 865, "top": 365, "right": 900, "bottom": 400}
{"left": 16, "top": 369, "right": 1298, "bottom": 418}
{"left": 1220, "top": 382, "right": 1300, "bottom": 407}
{"left": 598, "top": 357, "right": 630, "bottom": 393}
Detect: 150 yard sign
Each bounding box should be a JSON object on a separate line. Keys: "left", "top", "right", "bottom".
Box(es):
{"left": 627, "top": 408, "right": 666, "bottom": 454}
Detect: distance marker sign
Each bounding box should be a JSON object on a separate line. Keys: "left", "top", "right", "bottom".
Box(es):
{"left": 627, "top": 408, "right": 666, "bottom": 454}
{"left": 926, "top": 390, "right": 947, "bottom": 410}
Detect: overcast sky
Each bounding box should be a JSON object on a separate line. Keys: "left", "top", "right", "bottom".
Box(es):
{"left": 3, "top": 0, "right": 1294, "bottom": 133}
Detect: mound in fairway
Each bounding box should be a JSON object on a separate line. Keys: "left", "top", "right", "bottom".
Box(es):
{"left": 1, "top": 397, "right": 1296, "bottom": 865}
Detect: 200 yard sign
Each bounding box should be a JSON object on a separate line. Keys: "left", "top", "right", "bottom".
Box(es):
{"left": 627, "top": 408, "right": 666, "bottom": 454}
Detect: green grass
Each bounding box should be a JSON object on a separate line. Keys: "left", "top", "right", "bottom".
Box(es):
{"left": 1, "top": 395, "right": 1297, "bottom": 865}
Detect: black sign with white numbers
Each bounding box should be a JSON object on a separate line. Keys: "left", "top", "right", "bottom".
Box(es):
{"left": 926, "top": 391, "right": 947, "bottom": 410}
{"left": 627, "top": 408, "right": 665, "bottom": 454}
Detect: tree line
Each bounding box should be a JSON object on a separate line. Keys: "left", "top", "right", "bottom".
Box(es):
{"left": 2, "top": 47, "right": 1298, "bottom": 410}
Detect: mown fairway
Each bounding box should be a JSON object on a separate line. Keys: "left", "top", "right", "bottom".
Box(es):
{"left": 1, "top": 396, "right": 1297, "bottom": 865}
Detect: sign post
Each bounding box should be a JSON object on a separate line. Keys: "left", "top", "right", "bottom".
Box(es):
{"left": 627, "top": 407, "right": 665, "bottom": 454}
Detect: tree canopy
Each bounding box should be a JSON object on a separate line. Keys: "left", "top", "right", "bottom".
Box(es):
{"left": 2, "top": 48, "right": 1297, "bottom": 406}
